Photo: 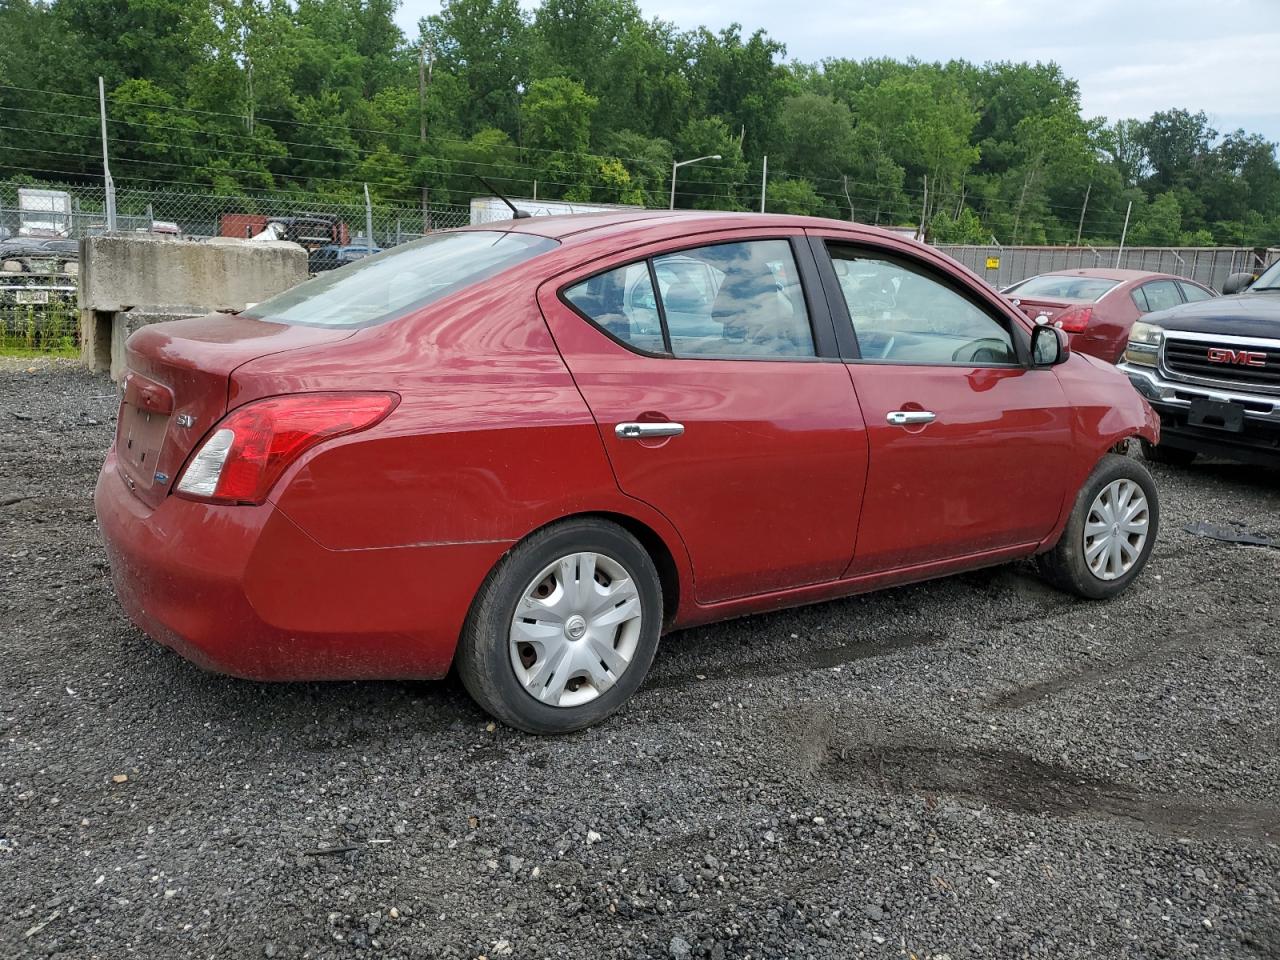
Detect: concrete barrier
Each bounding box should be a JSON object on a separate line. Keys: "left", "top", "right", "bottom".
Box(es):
{"left": 78, "top": 234, "right": 307, "bottom": 379}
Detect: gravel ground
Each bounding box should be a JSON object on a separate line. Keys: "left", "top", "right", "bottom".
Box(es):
{"left": 2, "top": 363, "right": 1278, "bottom": 960}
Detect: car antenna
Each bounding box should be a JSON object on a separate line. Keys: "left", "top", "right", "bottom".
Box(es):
{"left": 476, "top": 176, "right": 531, "bottom": 219}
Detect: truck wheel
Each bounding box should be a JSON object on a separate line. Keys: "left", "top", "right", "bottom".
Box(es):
{"left": 1038, "top": 454, "right": 1159, "bottom": 600}
{"left": 455, "top": 518, "right": 663, "bottom": 735}
{"left": 1140, "top": 439, "right": 1196, "bottom": 467}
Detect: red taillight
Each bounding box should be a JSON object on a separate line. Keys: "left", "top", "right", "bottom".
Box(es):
{"left": 1054, "top": 306, "right": 1093, "bottom": 333}
{"left": 175, "top": 392, "right": 398, "bottom": 505}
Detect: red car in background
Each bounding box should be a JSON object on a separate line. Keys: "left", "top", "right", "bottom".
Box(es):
{"left": 96, "top": 212, "right": 1161, "bottom": 734}
{"left": 1003, "top": 268, "right": 1217, "bottom": 364}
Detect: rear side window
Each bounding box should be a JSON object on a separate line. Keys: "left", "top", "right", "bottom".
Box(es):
{"left": 829, "top": 246, "right": 1017, "bottom": 365}
{"left": 1178, "top": 281, "right": 1215, "bottom": 303}
{"left": 243, "top": 230, "right": 557, "bottom": 328}
{"left": 1130, "top": 287, "right": 1150, "bottom": 312}
{"left": 1140, "top": 280, "right": 1182, "bottom": 313}
{"left": 656, "top": 241, "right": 814, "bottom": 358}
{"left": 563, "top": 239, "right": 817, "bottom": 360}
{"left": 563, "top": 263, "right": 665, "bottom": 354}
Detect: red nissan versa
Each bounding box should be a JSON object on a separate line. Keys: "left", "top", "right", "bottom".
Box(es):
{"left": 95, "top": 212, "right": 1162, "bottom": 734}
{"left": 1003, "top": 268, "right": 1217, "bottom": 364}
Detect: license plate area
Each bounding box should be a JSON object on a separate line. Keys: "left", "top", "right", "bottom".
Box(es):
{"left": 1188, "top": 398, "right": 1245, "bottom": 433}
{"left": 118, "top": 403, "right": 171, "bottom": 488}
{"left": 15, "top": 289, "right": 49, "bottom": 304}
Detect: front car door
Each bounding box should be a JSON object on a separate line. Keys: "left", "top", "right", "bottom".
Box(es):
{"left": 538, "top": 232, "right": 869, "bottom": 604}
{"left": 807, "top": 232, "right": 1075, "bottom": 574}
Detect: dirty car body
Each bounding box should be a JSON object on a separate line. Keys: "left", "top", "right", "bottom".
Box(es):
{"left": 95, "top": 211, "right": 1161, "bottom": 731}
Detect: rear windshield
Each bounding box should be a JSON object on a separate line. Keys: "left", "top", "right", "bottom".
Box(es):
{"left": 242, "top": 230, "right": 558, "bottom": 327}
{"left": 1004, "top": 275, "right": 1120, "bottom": 302}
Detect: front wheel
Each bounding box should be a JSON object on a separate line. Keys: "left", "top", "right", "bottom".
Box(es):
{"left": 455, "top": 518, "right": 663, "bottom": 734}
{"left": 1037, "top": 453, "right": 1159, "bottom": 600}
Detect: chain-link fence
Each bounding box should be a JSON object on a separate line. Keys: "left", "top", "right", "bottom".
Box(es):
{"left": 0, "top": 179, "right": 471, "bottom": 245}
{"left": 5, "top": 176, "right": 1280, "bottom": 356}
{"left": 1, "top": 177, "right": 473, "bottom": 354}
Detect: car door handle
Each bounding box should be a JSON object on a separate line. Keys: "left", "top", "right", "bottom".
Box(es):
{"left": 615, "top": 422, "right": 685, "bottom": 439}
{"left": 886, "top": 410, "right": 936, "bottom": 426}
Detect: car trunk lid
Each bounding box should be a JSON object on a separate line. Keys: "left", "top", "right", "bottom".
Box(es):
{"left": 116, "top": 313, "right": 355, "bottom": 507}
{"left": 1007, "top": 296, "right": 1077, "bottom": 325}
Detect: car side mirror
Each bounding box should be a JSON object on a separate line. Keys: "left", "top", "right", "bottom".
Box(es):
{"left": 1222, "top": 271, "right": 1255, "bottom": 295}
{"left": 1030, "top": 323, "right": 1070, "bottom": 367}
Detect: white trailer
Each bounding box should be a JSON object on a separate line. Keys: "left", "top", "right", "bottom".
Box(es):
{"left": 469, "top": 196, "right": 641, "bottom": 225}
{"left": 17, "top": 188, "right": 73, "bottom": 237}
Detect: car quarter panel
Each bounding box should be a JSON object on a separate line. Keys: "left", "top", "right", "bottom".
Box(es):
{"left": 229, "top": 266, "right": 688, "bottom": 571}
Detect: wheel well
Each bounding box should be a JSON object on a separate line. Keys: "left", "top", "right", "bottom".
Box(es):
{"left": 587, "top": 512, "right": 681, "bottom": 626}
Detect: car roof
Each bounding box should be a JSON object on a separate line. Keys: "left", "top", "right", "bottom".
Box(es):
{"left": 473, "top": 209, "right": 910, "bottom": 246}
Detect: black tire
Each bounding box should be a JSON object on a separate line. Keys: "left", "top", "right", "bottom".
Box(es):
{"left": 1037, "top": 453, "right": 1160, "bottom": 600}
{"left": 1140, "top": 438, "right": 1197, "bottom": 467}
{"left": 455, "top": 518, "right": 663, "bottom": 734}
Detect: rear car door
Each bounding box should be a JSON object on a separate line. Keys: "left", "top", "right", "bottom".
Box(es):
{"left": 808, "top": 233, "right": 1075, "bottom": 573}
{"left": 538, "top": 233, "right": 869, "bottom": 604}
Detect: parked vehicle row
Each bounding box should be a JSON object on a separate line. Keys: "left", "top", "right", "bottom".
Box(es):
{"left": 95, "top": 211, "right": 1161, "bottom": 733}
{"left": 1118, "top": 258, "right": 1280, "bottom": 467}
{"left": 0, "top": 236, "right": 78, "bottom": 306}
{"left": 1003, "top": 268, "right": 1217, "bottom": 364}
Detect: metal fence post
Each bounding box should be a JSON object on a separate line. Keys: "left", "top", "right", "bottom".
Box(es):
{"left": 98, "top": 77, "right": 117, "bottom": 232}
{"left": 363, "top": 183, "right": 374, "bottom": 251}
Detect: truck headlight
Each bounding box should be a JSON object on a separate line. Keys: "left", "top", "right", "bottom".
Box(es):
{"left": 1125, "top": 321, "right": 1164, "bottom": 366}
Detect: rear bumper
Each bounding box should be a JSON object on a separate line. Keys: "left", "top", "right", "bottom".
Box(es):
{"left": 1120, "top": 363, "right": 1280, "bottom": 465}
{"left": 95, "top": 449, "right": 510, "bottom": 680}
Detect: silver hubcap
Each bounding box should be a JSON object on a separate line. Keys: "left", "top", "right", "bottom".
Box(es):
{"left": 1083, "top": 478, "right": 1150, "bottom": 581}
{"left": 509, "top": 552, "right": 643, "bottom": 708}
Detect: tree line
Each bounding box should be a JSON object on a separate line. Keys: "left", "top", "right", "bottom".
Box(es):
{"left": 1, "top": 0, "right": 1278, "bottom": 246}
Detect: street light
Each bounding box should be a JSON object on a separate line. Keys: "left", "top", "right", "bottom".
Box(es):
{"left": 670, "top": 154, "right": 722, "bottom": 210}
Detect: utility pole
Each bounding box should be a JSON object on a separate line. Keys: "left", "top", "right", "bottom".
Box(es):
{"left": 1116, "top": 200, "right": 1133, "bottom": 268}
{"left": 1075, "top": 182, "right": 1092, "bottom": 246}
{"left": 364, "top": 183, "right": 375, "bottom": 253}
{"left": 917, "top": 175, "right": 929, "bottom": 241}
{"left": 418, "top": 44, "right": 433, "bottom": 231}
{"left": 97, "top": 76, "right": 116, "bottom": 232}
{"left": 242, "top": 19, "right": 254, "bottom": 136}
{"left": 759, "top": 155, "right": 767, "bottom": 213}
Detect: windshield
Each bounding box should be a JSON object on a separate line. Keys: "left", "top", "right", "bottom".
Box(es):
{"left": 1004, "top": 275, "right": 1120, "bottom": 302}
{"left": 1251, "top": 259, "right": 1280, "bottom": 291}
{"left": 243, "top": 230, "right": 558, "bottom": 327}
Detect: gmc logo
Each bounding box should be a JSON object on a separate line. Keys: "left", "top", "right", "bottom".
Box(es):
{"left": 1206, "top": 347, "right": 1266, "bottom": 367}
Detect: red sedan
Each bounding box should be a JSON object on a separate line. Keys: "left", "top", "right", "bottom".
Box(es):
{"left": 96, "top": 212, "right": 1161, "bottom": 733}
{"left": 1003, "top": 268, "right": 1217, "bottom": 364}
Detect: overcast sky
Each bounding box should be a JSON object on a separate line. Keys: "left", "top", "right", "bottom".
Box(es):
{"left": 395, "top": 0, "right": 1280, "bottom": 144}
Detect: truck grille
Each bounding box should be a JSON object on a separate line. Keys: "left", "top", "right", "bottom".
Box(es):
{"left": 1163, "top": 337, "right": 1280, "bottom": 392}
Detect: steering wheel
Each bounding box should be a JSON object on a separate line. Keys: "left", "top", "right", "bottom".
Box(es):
{"left": 952, "top": 337, "right": 1011, "bottom": 364}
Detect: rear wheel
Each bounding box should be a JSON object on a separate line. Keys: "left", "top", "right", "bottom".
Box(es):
{"left": 455, "top": 518, "right": 663, "bottom": 734}
{"left": 1038, "top": 454, "right": 1159, "bottom": 599}
{"left": 1140, "top": 438, "right": 1197, "bottom": 467}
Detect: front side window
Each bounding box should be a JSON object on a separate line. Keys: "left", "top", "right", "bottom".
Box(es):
{"left": 1178, "top": 281, "right": 1215, "bottom": 303}
{"left": 563, "top": 239, "right": 817, "bottom": 360}
{"left": 829, "top": 246, "right": 1018, "bottom": 365}
{"left": 243, "top": 230, "right": 558, "bottom": 328}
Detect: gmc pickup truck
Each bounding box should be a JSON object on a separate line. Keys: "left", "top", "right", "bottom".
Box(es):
{"left": 1120, "top": 259, "right": 1280, "bottom": 466}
